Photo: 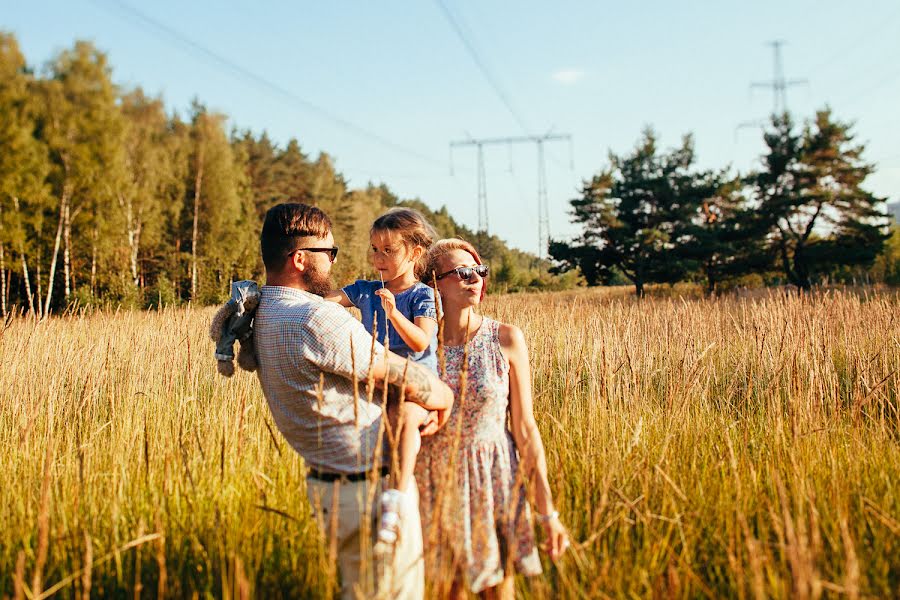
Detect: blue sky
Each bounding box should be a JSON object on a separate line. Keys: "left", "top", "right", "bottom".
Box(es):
{"left": 4, "top": 0, "right": 899, "bottom": 253}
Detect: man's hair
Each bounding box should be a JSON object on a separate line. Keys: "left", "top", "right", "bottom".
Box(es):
{"left": 260, "top": 203, "right": 332, "bottom": 272}
{"left": 371, "top": 207, "right": 437, "bottom": 279}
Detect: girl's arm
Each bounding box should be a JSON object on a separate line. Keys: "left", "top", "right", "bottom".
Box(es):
{"left": 374, "top": 288, "right": 436, "bottom": 352}
{"left": 501, "top": 322, "right": 570, "bottom": 562}
{"left": 323, "top": 289, "right": 354, "bottom": 307}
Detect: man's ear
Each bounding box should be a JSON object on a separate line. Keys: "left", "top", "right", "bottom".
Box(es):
{"left": 290, "top": 250, "right": 306, "bottom": 273}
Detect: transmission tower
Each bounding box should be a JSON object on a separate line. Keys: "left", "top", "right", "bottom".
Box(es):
{"left": 752, "top": 40, "right": 808, "bottom": 114}
{"left": 737, "top": 40, "right": 808, "bottom": 134}
{"left": 450, "top": 133, "right": 572, "bottom": 258}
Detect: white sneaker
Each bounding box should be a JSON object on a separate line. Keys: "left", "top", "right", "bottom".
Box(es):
{"left": 377, "top": 489, "right": 405, "bottom": 545}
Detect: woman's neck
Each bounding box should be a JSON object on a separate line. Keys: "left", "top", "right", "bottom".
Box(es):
{"left": 441, "top": 305, "right": 481, "bottom": 345}
{"left": 385, "top": 269, "right": 417, "bottom": 293}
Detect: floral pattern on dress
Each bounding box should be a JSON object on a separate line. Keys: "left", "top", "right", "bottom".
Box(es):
{"left": 416, "top": 317, "right": 542, "bottom": 593}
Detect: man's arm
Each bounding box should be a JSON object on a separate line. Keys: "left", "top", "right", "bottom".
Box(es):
{"left": 370, "top": 352, "right": 453, "bottom": 426}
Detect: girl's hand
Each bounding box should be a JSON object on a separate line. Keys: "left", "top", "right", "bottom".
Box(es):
{"left": 375, "top": 288, "right": 396, "bottom": 319}
{"left": 419, "top": 410, "right": 440, "bottom": 436}
{"left": 540, "top": 513, "right": 570, "bottom": 562}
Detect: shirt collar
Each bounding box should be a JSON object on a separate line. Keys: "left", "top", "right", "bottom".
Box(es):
{"left": 261, "top": 285, "right": 323, "bottom": 304}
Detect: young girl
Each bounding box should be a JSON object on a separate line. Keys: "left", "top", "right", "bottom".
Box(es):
{"left": 325, "top": 207, "right": 439, "bottom": 546}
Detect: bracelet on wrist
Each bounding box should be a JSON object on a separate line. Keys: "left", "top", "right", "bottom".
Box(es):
{"left": 536, "top": 510, "right": 559, "bottom": 523}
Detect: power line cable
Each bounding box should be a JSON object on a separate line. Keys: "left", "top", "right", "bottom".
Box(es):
{"left": 433, "top": 1, "right": 575, "bottom": 172}
{"left": 834, "top": 63, "right": 900, "bottom": 110}
{"left": 91, "top": 0, "right": 446, "bottom": 168}
{"left": 433, "top": 0, "right": 532, "bottom": 135}
{"left": 807, "top": 6, "right": 900, "bottom": 76}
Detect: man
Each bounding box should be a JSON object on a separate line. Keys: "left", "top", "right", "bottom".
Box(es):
{"left": 253, "top": 203, "right": 453, "bottom": 599}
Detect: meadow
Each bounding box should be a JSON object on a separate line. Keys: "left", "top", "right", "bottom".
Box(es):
{"left": 2, "top": 287, "right": 899, "bottom": 599}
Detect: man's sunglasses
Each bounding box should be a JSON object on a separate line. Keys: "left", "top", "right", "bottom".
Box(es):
{"left": 294, "top": 246, "right": 339, "bottom": 262}
{"left": 435, "top": 264, "right": 489, "bottom": 282}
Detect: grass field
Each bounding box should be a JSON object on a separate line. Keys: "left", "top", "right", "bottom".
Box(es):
{"left": 2, "top": 287, "right": 899, "bottom": 598}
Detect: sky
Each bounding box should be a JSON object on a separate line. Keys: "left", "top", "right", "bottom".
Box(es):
{"left": 4, "top": 0, "right": 899, "bottom": 254}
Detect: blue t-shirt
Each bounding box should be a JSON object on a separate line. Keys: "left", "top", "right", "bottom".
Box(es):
{"left": 342, "top": 280, "right": 438, "bottom": 373}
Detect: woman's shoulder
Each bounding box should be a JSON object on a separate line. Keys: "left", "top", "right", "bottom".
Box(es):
{"left": 496, "top": 321, "right": 526, "bottom": 352}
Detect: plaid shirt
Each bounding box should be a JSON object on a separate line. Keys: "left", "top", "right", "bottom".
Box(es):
{"left": 254, "top": 285, "right": 386, "bottom": 474}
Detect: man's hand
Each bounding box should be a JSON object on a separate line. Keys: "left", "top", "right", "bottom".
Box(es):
{"left": 374, "top": 288, "right": 396, "bottom": 320}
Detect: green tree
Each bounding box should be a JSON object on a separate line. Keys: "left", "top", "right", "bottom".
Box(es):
{"left": 551, "top": 128, "right": 717, "bottom": 297}
{"left": 185, "top": 103, "right": 253, "bottom": 303}
{"left": 36, "top": 40, "right": 123, "bottom": 311}
{"left": 752, "top": 110, "right": 889, "bottom": 290}
{"left": 232, "top": 132, "right": 314, "bottom": 220}
{"left": 870, "top": 224, "right": 900, "bottom": 285}
{"left": 680, "top": 176, "right": 772, "bottom": 294}
{"left": 114, "top": 89, "right": 185, "bottom": 292}
{"left": 0, "top": 32, "right": 50, "bottom": 315}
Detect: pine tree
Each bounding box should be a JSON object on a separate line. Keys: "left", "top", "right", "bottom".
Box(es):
{"left": 551, "top": 128, "right": 717, "bottom": 297}
{"left": 753, "top": 110, "right": 889, "bottom": 290}
{"left": 680, "top": 176, "right": 772, "bottom": 294}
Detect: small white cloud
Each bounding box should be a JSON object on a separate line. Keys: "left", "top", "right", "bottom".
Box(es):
{"left": 552, "top": 68, "right": 585, "bottom": 85}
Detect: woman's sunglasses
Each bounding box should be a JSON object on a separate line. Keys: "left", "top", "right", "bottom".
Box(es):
{"left": 435, "top": 264, "right": 489, "bottom": 282}
{"left": 294, "top": 246, "right": 339, "bottom": 263}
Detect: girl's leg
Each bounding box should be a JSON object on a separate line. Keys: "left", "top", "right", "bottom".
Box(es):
{"left": 396, "top": 402, "right": 429, "bottom": 492}
{"left": 377, "top": 402, "right": 430, "bottom": 547}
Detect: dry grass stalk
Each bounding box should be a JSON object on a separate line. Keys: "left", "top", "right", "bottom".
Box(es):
{"left": 13, "top": 551, "right": 25, "bottom": 600}
{"left": 154, "top": 512, "right": 167, "bottom": 600}
{"left": 133, "top": 520, "right": 145, "bottom": 600}
{"left": 30, "top": 435, "right": 54, "bottom": 599}
{"left": 1, "top": 287, "right": 899, "bottom": 597}
{"left": 81, "top": 530, "right": 92, "bottom": 600}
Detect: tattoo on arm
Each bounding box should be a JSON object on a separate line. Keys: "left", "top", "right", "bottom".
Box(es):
{"left": 384, "top": 357, "right": 432, "bottom": 401}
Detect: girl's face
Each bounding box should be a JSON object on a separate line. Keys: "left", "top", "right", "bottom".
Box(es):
{"left": 435, "top": 249, "right": 484, "bottom": 308}
{"left": 370, "top": 229, "right": 421, "bottom": 281}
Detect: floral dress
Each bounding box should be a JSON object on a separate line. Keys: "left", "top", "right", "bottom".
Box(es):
{"left": 415, "top": 317, "right": 542, "bottom": 593}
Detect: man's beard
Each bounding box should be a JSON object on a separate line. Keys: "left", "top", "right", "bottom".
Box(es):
{"left": 302, "top": 263, "right": 334, "bottom": 297}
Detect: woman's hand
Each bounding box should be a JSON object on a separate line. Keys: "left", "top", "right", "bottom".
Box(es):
{"left": 374, "top": 288, "right": 396, "bottom": 319}
{"left": 541, "top": 514, "right": 570, "bottom": 562}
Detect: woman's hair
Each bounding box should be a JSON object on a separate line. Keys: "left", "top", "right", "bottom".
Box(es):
{"left": 371, "top": 207, "right": 437, "bottom": 279}
{"left": 423, "top": 238, "right": 486, "bottom": 302}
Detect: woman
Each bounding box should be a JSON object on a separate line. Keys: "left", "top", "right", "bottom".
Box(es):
{"left": 415, "top": 238, "right": 569, "bottom": 599}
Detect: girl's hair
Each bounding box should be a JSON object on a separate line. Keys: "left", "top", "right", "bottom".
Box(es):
{"left": 423, "top": 238, "right": 486, "bottom": 302}
{"left": 371, "top": 207, "right": 437, "bottom": 279}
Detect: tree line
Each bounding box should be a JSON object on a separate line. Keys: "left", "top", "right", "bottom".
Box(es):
{"left": 0, "top": 35, "right": 578, "bottom": 317}
{"left": 550, "top": 111, "right": 896, "bottom": 296}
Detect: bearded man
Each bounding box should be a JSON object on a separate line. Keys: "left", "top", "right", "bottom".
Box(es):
{"left": 253, "top": 203, "right": 453, "bottom": 599}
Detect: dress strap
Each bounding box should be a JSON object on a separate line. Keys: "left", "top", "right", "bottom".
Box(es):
{"left": 482, "top": 317, "right": 509, "bottom": 375}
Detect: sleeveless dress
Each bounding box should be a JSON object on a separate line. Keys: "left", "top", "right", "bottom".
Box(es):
{"left": 415, "top": 317, "right": 542, "bottom": 593}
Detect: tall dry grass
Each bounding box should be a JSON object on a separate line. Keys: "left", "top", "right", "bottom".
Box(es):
{"left": 1, "top": 287, "right": 899, "bottom": 598}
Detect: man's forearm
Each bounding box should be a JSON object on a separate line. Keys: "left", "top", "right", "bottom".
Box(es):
{"left": 381, "top": 356, "right": 452, "bottom": 411}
